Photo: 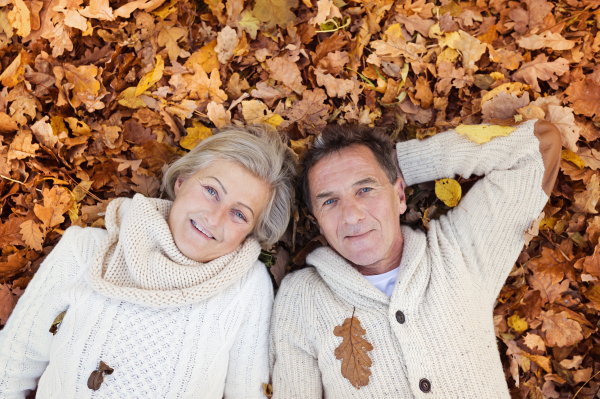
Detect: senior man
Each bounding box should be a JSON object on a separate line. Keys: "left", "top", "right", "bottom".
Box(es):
{"left": 270, "top": 119, "right": 561, "bottom": 398}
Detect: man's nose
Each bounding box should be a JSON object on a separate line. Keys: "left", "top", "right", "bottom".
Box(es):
{"left": 341, "top": 197, "right": 366, "bottom": 225}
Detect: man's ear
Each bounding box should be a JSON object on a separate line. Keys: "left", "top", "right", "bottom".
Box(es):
{"left": 394, "top": 176, "right": 407, "bottom": 215}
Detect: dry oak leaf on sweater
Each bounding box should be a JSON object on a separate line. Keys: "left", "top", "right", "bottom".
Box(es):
{"left": 333, "top": 312, "right": 374, "bottom": 389}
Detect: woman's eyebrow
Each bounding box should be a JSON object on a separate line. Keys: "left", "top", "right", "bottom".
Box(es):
{"left": 207, "top": 176, "right": 227, "bottom": 194}
{"left": 237, "top": 202, "right": 255, "bottom": 218}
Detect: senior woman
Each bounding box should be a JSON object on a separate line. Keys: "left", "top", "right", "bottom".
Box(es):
{"left": 0, "top": 125, "right": 296, "bottom": 398}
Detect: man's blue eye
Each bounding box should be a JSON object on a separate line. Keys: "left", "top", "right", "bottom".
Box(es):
{"left": 361, "top": 188, "right": 372, "bottom": 193}
{"left": 324, "top": 199, "right": 334, "bottom": 205}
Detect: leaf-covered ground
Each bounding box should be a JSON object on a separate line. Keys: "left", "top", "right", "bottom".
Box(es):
{"left": 0, "top": 0, "right": 600, "bottom": 397}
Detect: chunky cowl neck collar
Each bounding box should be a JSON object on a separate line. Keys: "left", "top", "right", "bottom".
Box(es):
{"left": 88, "top": 194, "right": 261, "bottom": 308}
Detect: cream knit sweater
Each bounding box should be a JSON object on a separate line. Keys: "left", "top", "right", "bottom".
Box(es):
{"left": 270, "top": 119, "right": 548, "bottom": 398}
{"left": 0, "top": 194, "right": 273, "bottom": 399}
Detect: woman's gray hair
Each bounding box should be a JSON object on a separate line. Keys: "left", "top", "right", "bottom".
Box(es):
{"left": 162, "top": 124, "right": 297, "bottom": 247}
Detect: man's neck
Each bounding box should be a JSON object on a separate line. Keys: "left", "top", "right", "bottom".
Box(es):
{"left": 353, "top": 233, "right": 404, "bottom": 276}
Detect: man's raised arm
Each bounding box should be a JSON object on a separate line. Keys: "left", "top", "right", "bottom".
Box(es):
{"left": 395, "top": 119, "right": 561, "bottom": 297}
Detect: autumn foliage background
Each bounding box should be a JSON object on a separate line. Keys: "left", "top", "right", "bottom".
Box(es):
{"left": 0, "top": 0, "right": 599, "bottom": 396}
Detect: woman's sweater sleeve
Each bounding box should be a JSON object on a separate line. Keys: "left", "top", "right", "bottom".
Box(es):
{"left": 0, "top": 226, "right": 95, "bottom": 399}
{"left": 396, "top": 119, "right": 561, "bottom": 297}
{"left": 223, "top": 263, "right": 273, "bottom": 399}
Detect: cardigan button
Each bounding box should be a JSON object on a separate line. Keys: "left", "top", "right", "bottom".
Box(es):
{"left": 395, "top": 310, "right": 405, "bottom": 324}
{"left": 419, "top": 378, "right": 431, "bottom": 393}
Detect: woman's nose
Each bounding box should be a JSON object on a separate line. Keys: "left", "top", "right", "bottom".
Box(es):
{"left": 204, "top": 204, "right": 227, "bottom": 228}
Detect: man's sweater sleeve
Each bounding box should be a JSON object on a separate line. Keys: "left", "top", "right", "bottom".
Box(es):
{"left": 270, "top": 272, "right": 323, "bottom": 399}
{"left": 223, "top": 263, "right": 273, "bottom": 399}
{"left": 396, "top": 119, "right": 561, "bottom": 297}
{"left": 0, "top": 226, "right": 93, "bottom": 399}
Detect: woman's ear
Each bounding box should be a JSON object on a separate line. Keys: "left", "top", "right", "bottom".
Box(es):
{"left": 174, "top": 176, "right": 183, "bottom": 196}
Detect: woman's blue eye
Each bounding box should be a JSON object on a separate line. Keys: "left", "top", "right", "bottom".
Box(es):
{"left": 324, "top": 199, "right": 334, "bottom": 205}
{"left": 206, "top": 187, "right": 216, "bottom": 196}
{"left": 235, "top": 211, "right": 246, "bottom": 221}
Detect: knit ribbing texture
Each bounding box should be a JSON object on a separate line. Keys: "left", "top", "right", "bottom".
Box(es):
{"left": 270, "top": 119, "right": 548, "bottom": 398}
{"left": 0, "top": 194, "right": 272, "bottom": 399}
{"left": 88, "top": 194, "right": 262, "bottom": 307}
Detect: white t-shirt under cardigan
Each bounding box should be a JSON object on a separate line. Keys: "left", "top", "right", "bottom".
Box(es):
{"left": 364, "top": 267, "right": 399, "bottom": 297}
{"left": 270, "top": 119, "right": 549, "bottom": 398}
{"left": 0, "top": 194, "right": 273, "bottom": 399}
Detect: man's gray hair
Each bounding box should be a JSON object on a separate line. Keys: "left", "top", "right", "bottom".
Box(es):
{"left": 300, "top": 124, "right": 397, "bottom": 214}
{"left": 162, "top": 124, "right": 297, "bottom": 246}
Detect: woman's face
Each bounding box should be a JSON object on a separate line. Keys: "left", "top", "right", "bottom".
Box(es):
{"left": 168, "top": 159, "right": 270, "bottom": 262}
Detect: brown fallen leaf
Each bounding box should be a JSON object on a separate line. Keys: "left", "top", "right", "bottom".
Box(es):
{"left": 87, "top": 361, "right": 114, "bottom": 391}
{"left": 283, "top": 88, "right": 329, "bottom": 135}
{"left": 266, "top": 57, "right": 306, "bottom": 95}
{"left": 571, "top": 174, "right": 599, "bottom": 214}
{"left": 0, "top": 284, "right": 16, "bottom": 325}
{"left": 0, "top": 217, "right": 26, "bottom": 247}
{"left": 539, "top": 310, "right": 583, "bottom": 348}
{"left": 512, "top": 54, "right": 569, "bottom": 92}
{"left": 564, "top": 79, "right": 600, "bottom": 118}
{"left": 333, "top": 309, "right": 373, "bottom": 389}
{"left": 270, "top": 246, "right": 289, "bottom": 287}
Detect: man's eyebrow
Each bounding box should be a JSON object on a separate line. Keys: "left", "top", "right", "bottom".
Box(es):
{"left": 315, "top": 191, "right": 334, "bottom": 200}
{"left": 237, "top": 202, "right": 255, "bottom": 218}
{"left": 353, "top": 177, "right": 378, "bottom": 187}
{"left": 207, "top": 176, "right": 227, "bottom": 194}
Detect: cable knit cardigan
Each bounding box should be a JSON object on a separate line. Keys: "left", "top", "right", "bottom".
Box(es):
{"left": 270, "top": 119, "right": 551, "bottom": 398}
{"left": 0, "top": 194, "right": 273, "bottom": 399}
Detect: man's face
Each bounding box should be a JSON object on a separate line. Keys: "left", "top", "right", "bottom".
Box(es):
{"left": 309, "top": 145, "right": 407, "bottom": 272}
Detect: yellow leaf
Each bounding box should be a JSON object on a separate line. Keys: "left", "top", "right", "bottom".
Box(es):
{"left": 481, "top": 82, "right": 529, "bottom": 104}
{"left": 507, "top": 314, "right": 529, "bottom": 333}
{"left": 252, "top": 0, "right": 298, "bottom": 30}
{"left": 561, "top": 149, "right": 584, "bottom": 169}
{"left": 135, "top": 55, "right": 164, "bottom": 97}
{"left": 0, "top": 53, "right": 24, "bottom": 88}
{"left": 151, "top": 0, "right": 180, "bottom": 18}
{"left": 83, "top": 21, "right": 93, "bottom": 36}
{"left": 50, "top": 116, "right": 68, "bottom": 136}
{"left": 490, "top": 72, "right": 504, "bottom": 81}
{"left": 184, "top": 40, "right": 220, "bottom": 73}
{"left": 118, "top": 87, "right": 147, "bottom": 109}
{"left": 435, "top": 178, "right": 462, "bottom": 207}
{"left": 68, "top": 200, "right": 81, "bottom": 222}
{"left": 456, "top": 124, "right": 516, "bottom": 144}
{"left": 522, "top": 353, "right": 552, "bottom": 373}
{"left": 264, "top": 114, "right": 284, "bottom": 128}
{"left": 64, "top": 117, "right": 92, "bottom": 136}
{"left": 19, "top": 220, "right": 44, "bottom": 251}
{"left": 436, "top": 47, "right": 459, "bottom": 67}
{"left": 180, "top": 122, "right": 212, "bottom": 150}
{"left": 8, "top": 0, "right": 31, "bottom": 37}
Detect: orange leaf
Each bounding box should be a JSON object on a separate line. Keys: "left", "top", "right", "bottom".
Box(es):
{"left": 33, "top": 186, "right": 73, "bottom": 230}
{"left": 19, "top": 220, "right": 44, "bottom": 251}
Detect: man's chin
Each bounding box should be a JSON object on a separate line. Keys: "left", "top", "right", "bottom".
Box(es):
{"left": 340, "top": 248, "right": 382, "bottom": 267}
